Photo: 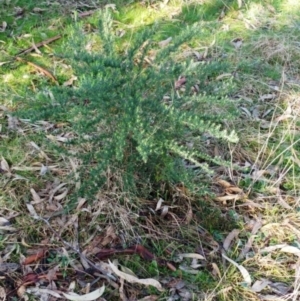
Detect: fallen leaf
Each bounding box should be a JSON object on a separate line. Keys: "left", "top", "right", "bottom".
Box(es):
{"left": 259, "top": 295, "right": 286, "bottom": 301}
{"left": 63, "top": 75, "right": 78, "bottom": 86}
{"left": 155, "top": 198, "right": 164, "bottom": 211}
{"left": 96, "top": 248, "right": 124, "bottom": 260}
{"left": 216, "top": 73, "right": 232, "bottom": 81}
{"left": 12, "top": 165, "right": 57, "bottom": 172}
{"left": 62, "top": 285, "right": 105, "bottom": 301}
{"left": 251, "top": 279, "right": 271, "bottom": 292}
{"left": 119, "top": 278, "right": 126, "bottom": 301}
{"left": 109, "top": 260, "right": 164, "bottom": 291}
{"left": 105, "top": 3, "right": 117, "bottom": 10}
{"left": 223, "top": 229, "right": 240, "bottom": 251}
{"left": 40, "top": 164, "right": 48, "bottom": 176}
{"left": 0, "top": 21, "right": 7, "bottom": 32}
{"left": 185, "top": 207, "right": 193, "bottom": 224}
{"left": 226, "top": 186, "right": 243, "bottom": 194}
{"left": 238, "top": 218, "right": 262, "bottom": 260}
{"left": 211, "top": 262, "right": 222, "bottom": 279}
{"left": 177, "top": 253, "right": 205, "bottom": 260}
{"left": 175, "top": 76, "right": 186, "bottom": 90}
{"left": 280, "top": 245, "right": 300, "bottom": 257}
{"left": 166, "top": 262, "right": 177, "bottom": 271}
{"left": 7, "top": 114, "right": 20, "bottom": 131}
{"left": 120, "top": 264, "right": 137, "bottom": 277}
{"left": 1, "top": 157, "right": 10, "bottom": 172}
{"left": 0, "top": 61, "right": 10, "bottom": 66}
{"left": 217, "top": 179, "right": 232, "bottom": 188}
{"left": 76, "top": 198, "right": 87, "bottom": 210}
{"left": 0, "top": 225, "right": 17, "bottom": 232}
{"left": 22, "top": 273, "right": 40, "bottom": 285}
{"left": 0, "top": 286, "right": 6, "bottom": 300}
{"left": 179, "top": 265, "right": 199, "bottom": 274}
{"left": 53, "top": 188, "right": 69, "bottom": 201}
{"left": 222, "top": 253, "right": 251, "bottom": 285}
{"left": 33, "top": 7, "right": 46, "bottom": 13}
{"left": 23, "top": 249, "right": 47, "bottom": 265}
{"left": 30, "top": 188, "right": 42, "bottom": 204}
{"left": 30, "top": 141, "right": 51, "bottom": 160}
{"left": 26, "top": 203, "right": 39, "bottom": 219}
{"left": 259, "top": 244, "right": 287, "bottom": 253}
{"left": 259, "top": 94, "right": 276, "bottom": 101}
{"left": 158, "top": 37, "right": 172, "bottom": 48}
{"left": 15, "top": 7, "right": 25, "bottom": 17}
{"left": 231, "top": 38, "right": 243, "bottom": 49}
{"left": 269, "top": 282, "right": 289, "bottom": 295}
{"left": 0, "top": 217, "right": 10, "bottom": 226}
{"left": 130, "top": 245, "right": 155, "bottom": 261}
{"left": 215, "top": 194, "right": 244, "bottom": 202}
{"left": 160, "top": 205, "right": 169, "bottom": 217}
{"left": 26, "top": 287, "right": 62, "bottom": 299}
{"left": 17, "top": 285, "right": 26, "bottom": 298}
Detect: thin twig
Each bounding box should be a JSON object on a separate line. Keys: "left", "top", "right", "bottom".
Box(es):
{"left": 16, "top": 35, "right": 62, "bottom": 56}
{"left": 15, "top": 57, "right": 58, "bottom": 84}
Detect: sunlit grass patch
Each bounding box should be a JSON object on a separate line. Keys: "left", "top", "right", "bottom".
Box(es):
{"left": 1, "top": 0, "right": 300, "bottom": 300}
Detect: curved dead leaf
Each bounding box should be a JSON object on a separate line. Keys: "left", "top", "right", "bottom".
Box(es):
{"left": 109, "top": 260, "right": 164, "bottom": 291}
{"left": 63, "top": 75, "right": 78, "bottom": 86}
{"left": 23, "top": 249, "right": 47, "bottom": 265}
{"left": 158, "top": 37, "right": 172, "bottom": 48}
{"left": 1, "top": 157, "right": 10, "bottom": 172}
{"left": 160, "top": 205, "right": 169, "bottom": 217}
{"left": 30, "top": 188, "right": 42, "bottom": 204}
{"left": 26, "top": 203, "right": 39, "bottom": 219}
{"left": 280, "top": 245, "right": 300, "bottom": 257}
{"left": 222, "top": 253, "right": 251, "bottom": 285}
{"left": 223, "top": 229, "right": 240, "bottom": 251}
{"left": 155, "top": 198, "right": 164, "bottom": 211}
{"left": 211, "top": 262, "right": 221, "bottom": 279}
{"left": 238, "top": 218, "right": 262, "bottom": 260}
{"left": 54, "top": 188, "right": 69, "bottom": 201}
{"left": 62, "top": 285, "right": 105, "bottom": 301}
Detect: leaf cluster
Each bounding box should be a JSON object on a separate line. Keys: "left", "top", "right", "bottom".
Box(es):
{"left": 19, "top": 10, "right": 239, "bottom": 198}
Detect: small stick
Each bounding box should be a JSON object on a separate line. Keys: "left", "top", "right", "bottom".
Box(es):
{"left": 78, "top": 10, "right": 98, "bottom": 18}
{"left": 15, "top": 57, "right": 58, "bottom": 84}
{"left": 16, "top": 35, "right": 62, "bottom": 56}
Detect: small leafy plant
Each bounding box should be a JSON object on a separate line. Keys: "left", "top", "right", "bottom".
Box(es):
{"left": 19, "top": 9, "right": 238, "bottom": 199}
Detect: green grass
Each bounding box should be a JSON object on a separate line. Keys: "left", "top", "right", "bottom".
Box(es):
{"left": 1, "top": 0, "right": 300, "bottom": 300}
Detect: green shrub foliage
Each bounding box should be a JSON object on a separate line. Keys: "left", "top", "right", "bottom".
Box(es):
{"left": 21, "top": 10, "right": 238, "bottom": 198}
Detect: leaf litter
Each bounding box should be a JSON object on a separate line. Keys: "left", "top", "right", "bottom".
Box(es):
{"left": 1, "top": 1, "right": 300, "bottom": 300}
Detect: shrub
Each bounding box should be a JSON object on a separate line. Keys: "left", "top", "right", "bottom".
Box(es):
{"left": 19, "top": 9, "right": 238, "bottom": 199}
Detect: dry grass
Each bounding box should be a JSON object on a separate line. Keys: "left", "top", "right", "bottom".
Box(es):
{"left": 1, "top": 0, "right": 300, "bottom": 300}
